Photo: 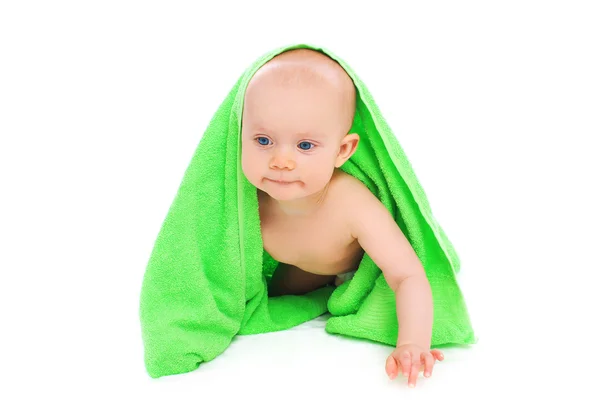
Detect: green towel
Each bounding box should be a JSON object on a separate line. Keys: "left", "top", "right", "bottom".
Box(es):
{"left": 139, "top": 43, "right": 476, "bottom": 379}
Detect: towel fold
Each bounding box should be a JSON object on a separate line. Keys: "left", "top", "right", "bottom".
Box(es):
{"left": 139, "top": 43, "right": 476, "bottom": 379}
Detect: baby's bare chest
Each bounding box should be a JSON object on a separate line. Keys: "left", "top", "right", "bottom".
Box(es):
{"left": 260, "top": 215, "right": 363, "bottom": 275}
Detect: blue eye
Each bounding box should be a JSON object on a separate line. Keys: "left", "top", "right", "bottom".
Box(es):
{"left": 256, "top": 137, "right": 271, "bottom": 146}
{"left": 298, "top": 141, "right": 314, "bottom": 150}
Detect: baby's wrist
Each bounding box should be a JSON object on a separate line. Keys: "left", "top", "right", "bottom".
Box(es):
{"left": 396, "top": 339, "right": 430, "bottom": 350}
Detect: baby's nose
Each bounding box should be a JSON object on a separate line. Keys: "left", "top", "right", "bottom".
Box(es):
{"left": 270, "top": 150, "right": 296, "bottom": 170}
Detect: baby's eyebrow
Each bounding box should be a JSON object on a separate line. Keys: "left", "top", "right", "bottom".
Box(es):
{"left": 252, "top": 126, "right": 275, "bottom": 136}
{"left": 295, "top": 132, "right": 318, "bottom": 140}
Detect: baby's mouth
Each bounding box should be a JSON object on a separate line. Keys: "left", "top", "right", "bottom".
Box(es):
{"left": 266, "top": 178, "right": 297, "bottom": 185}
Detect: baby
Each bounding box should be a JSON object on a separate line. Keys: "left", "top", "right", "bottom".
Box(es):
{"left": 240, "top": 48, "right": 443, "bottom": 387}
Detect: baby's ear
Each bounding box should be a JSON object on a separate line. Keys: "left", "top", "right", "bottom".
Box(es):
{"left": 335, "top": 133, "right": 360, "bottom": 167}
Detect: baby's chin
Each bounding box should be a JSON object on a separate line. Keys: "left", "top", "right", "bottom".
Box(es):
{"left": 261, "top": 185, "right": 332, "bottom": 205}
{"left": 258, "top": 179, "right": 317, "bottom": 199}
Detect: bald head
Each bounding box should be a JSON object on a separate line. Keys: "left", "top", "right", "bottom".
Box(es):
{"left": 245, "top": 49, "right": 356, "bottom": 133}
{"left": 240, "top": 49, "right": 361, "bottom": 200}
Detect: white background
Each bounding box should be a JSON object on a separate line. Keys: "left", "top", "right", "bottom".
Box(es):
{"left": 1, "top": 0, "right": 599, "bottom": 413}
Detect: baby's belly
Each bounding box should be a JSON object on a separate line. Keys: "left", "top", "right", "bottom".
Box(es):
{"left": 269, "top": 241, "right": 365, "bottom": 276}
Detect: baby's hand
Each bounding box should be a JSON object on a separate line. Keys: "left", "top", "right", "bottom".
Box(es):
{"left": 385, "top": 343, "right": 444, "bottom": 387}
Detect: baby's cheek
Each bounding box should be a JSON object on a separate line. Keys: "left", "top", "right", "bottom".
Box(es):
{"left": 240, "top": 154, "right": 257, "bottom": 182}
{"left": 244, "top": 159, "right": 270, "bottom": 191}
{"left": 304, "top": 165, "right": 334, "bottom": 189}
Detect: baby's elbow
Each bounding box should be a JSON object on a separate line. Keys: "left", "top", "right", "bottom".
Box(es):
{"left": 385, "top": 273, "right": 408, "bottom": 292}
{"left": 386, "top": 269, "right": 427, "bottom": 292}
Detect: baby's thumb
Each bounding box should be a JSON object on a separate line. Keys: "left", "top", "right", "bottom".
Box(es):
{"left": 385, "top": 355, "right": 398, "bottom": 379}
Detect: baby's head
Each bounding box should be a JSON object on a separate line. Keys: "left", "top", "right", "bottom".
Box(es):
{"left": 241, "top": 48, "right": 359, "bottom": 201}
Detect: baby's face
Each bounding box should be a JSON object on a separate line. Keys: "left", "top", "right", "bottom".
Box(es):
{"left": 241, "top": 76, "right": 349, "bottom": 202}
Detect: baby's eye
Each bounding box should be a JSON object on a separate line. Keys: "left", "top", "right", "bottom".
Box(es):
{"left": 256, "top": 137, "right": 271, "bottom": 146}
{"left": 298, "top": 141, "right": 314, "bottom": 150}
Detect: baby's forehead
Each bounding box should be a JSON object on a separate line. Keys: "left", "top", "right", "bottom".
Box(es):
{"left": 243, "top": 49, "right": 356, "bottom": 131}
{"left": 243, "top": 83, "right": 339, "bottom": 108}
{"left": 246, "top": 50, "right": 352, "bottom": 95}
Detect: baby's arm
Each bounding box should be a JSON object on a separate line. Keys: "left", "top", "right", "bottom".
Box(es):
{"left": 346, "top": 180, "right": 442, "bottom": 385}
{"left": 348, "top": 183, "right": 432, "bottom": 347}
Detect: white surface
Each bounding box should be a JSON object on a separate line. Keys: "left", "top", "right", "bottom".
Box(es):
{"left": 1, "top": 1, "right": 599, "bottom": 413}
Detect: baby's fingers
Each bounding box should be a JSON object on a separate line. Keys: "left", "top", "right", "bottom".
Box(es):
{"left": 408, "top": 355, "right": 421, "bottom": 387}
{"left": 431, "top": 349, "right": 445, "bottom": 362}
{"left": 422, "top": 352, "right": 435, "bottom": 378}
{"left": 385, "top": 355, "right": 399, "bottom": 379}
{"left": 400, "top": 351, "right": 412, "bottom": 377}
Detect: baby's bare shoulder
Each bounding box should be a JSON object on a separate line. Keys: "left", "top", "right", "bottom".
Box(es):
{"left": 330, "top": 170, "right": 380, "bottom": 210}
